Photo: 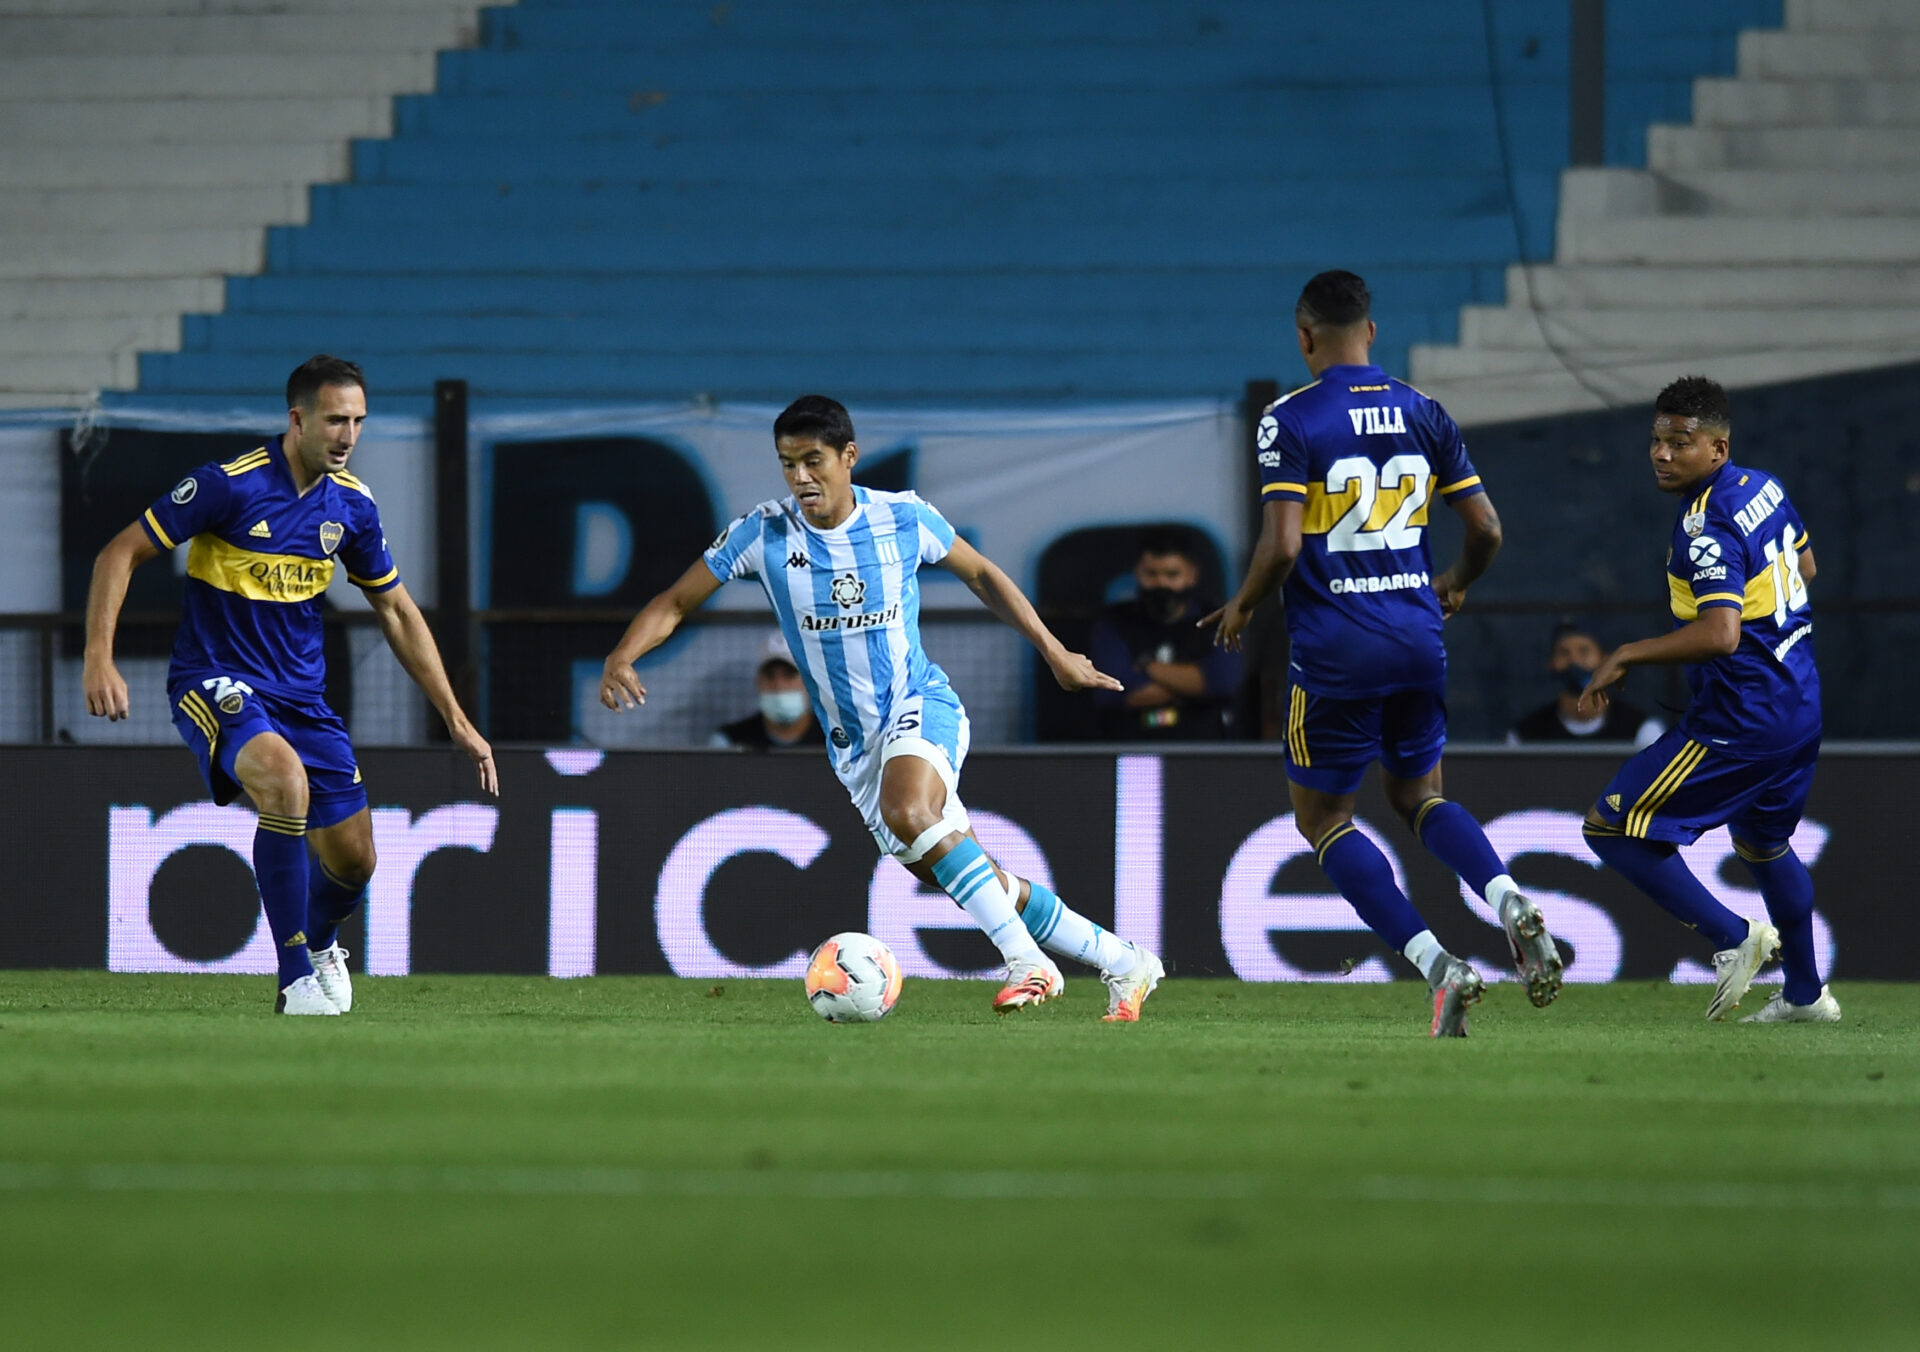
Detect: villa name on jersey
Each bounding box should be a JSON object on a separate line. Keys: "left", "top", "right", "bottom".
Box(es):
{"left": 1346, "top": 405, "right": 1408, "bottom": 436}
{"left": 799, "top": 601, "right": 903, "bottom": 633}
{"left": 1330, "top": 569, "right": 1430, "bottom": 596}
{"left": 1733, "top": 478, "right": 1786, "bottom": 537}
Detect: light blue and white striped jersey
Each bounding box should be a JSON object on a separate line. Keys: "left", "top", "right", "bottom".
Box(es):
{"left": 703, "top": 487, "right": 958, "bottom": 770}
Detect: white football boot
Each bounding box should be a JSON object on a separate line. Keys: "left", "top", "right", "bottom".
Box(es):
{"left": 276, "top": 974, "right": 340, "bottom": 1016}
{"left": 309, "top": 944, "right": 353, "bottom": 1013}
{"left": 1742, "top": 985, "right": 1842, "bottom": 1024}
{"left": 1706, "top": 918, "right": 1781, "bottom": 1021}
{"left": 1100, "top": 945, "right": 1166, "bottom": 1023}
{"left": 993, "top": 953, "right": 1064, "bottom": 1013}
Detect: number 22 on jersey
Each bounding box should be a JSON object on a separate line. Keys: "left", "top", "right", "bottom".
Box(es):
{"left": 1321, "top": 455, "right": 1432, "bottom": 554}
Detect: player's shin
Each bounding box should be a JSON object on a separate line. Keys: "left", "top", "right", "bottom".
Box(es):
{"left": 928, "top": 837, "right": 1041, "bottom": 963}
{"left": 1412, "top": 797, "right": 1517, "bottom": 910}
{"left": 1735, "top": 841, "right": 1824, "bottom": 1006}
{"left": 1584, "top": 827, "right": 1747, "bottom": 950}
{"left": 1316, "top": 823, "right": 1428, "bottom": 954}
{"left": 304, "top": 855, "right": 365, "bottom": 954}
{"left": 253, "top": 814, "right": 314, "bottom": 986}
{"left": 1018, "top": 879, "right": 1135, "bottom": 976}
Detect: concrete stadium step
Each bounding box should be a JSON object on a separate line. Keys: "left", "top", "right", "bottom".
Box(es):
{"left": 1693, "top": 77, "right": 1920, "bottom": 126}
{"left": 1501, "top": 262, "right": 1920, "bottom": 308}
{"left": 1457, "top": 304, "right": 1920, "bottom": 349}
{"left": 1651, "top": 124, "right": 1920, "bottom": 169}
{"left": 1409, "top": 342, "right": 1920, "bottom": 426}
{"left": 1409, "top": 339, "right": 1920, "bottom": 382}
{"left": 0, "top": 185, "right": 308, "bottom": 232}
{"left": 1559, "top": 166, "right": 1920, "bottom": 218}
{"left": 262, "top": 215, "right": 1524, "bottom": 273}
{"left": 1557, "top": 215, "right": 1920, "bottom": 265}
{"left": 0, "top": 315, "right": 180, "bottom": 356}
{"left": 0, "top": 229, "right": 262, "bottom": 280}
{"left": 1738, "top": 30, "right": 1920, "bottom": 78}
{"left": 0, "top": 11, "right": 478, "bottom": 55}
{"left": 1785, "top": 0, "right": 1920, "bottom": 28}
{"left": 0, "top": 351, "right": 133, "bottom": 394}
{"left": 0, "top": 276, "right": 223, "bottom": 320}
{"left": 0, "top": 97, "right": 391, "bottom": 143}
{"left": 0, "top": 141, "right": 345, "bottom": 188}
{"left": 0, "top": 52, "right": 437, "bottom": 100}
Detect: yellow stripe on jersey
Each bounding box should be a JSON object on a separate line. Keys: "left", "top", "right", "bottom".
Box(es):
{"left": 1303, "top": 472, "right": 1432, "bottom": 534}
{"left": 1264, "top": 380, "right": 1320, "bottom": 414}
{"left": 1263, "top": 481, "right": 1307, "bottom": 496}
{"left": 349, "top": 565, "right": 399, "bottom": 590}
{"left": 1689, "top": 484, "right": 1715, "bottom": 518}
{"left": 1287, "top": 687, "right": 1310, "bottom": 767}
{"left": 1437, "top": 475, "right": 1481, "bottom": 497}
{"left": 1795, "top": 531, "right": 1810, "bottom": 549}
{"left": 187, "top": 535, "right": 335, "bottom": 603}
{"left": 1627, "top": 739, "right": 1707, "bottom": 838}
{"left": 1669, "top": 576, "right": 1749, "bottom": 621}
{"left": 327, "top": 470, "right": 374, "bottom": 499}
{"left": 143, "top": 508, "right": 177, "bottom": 551}
{"left": 1302, "top": 482, "right": 1362, "bottom": 534}
{"left": 221, "top": 448, "right": 271, "bottom": 477}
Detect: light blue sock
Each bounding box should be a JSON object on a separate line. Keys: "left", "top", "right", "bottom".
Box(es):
{"left": 929, "top": 838, "right": 1038, "bottom": 963}
{"left": 1020, "top": 880, "right": 1135, "bottom": 975}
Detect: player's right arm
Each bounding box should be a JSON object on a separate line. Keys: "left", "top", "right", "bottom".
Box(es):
{"left": 1205, "top": 497, "right": 1302, "bottom": 651}
{"left": 599, "top": 558, "right": 724, "bottom": 710}
{"left": 81, "top": 521, "right": 164, "bottom": 720}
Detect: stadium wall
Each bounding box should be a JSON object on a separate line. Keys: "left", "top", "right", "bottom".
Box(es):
{"left": 3, "top": 745, "right": 1909, "bottom": 982}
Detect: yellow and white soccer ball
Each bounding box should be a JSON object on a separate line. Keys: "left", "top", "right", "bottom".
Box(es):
{"left": 804, "top": 931, "right": 903, "bottom": 1023}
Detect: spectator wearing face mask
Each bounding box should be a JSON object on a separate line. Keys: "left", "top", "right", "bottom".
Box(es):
{"left": 1507, "top": 620, "right": 1663, "bottom": 748}
{"left": 712, "top": 632, "right": 827, "bottom": 749}
{"left": 1088, "top": 530, "right": 1243, "bottom": 740}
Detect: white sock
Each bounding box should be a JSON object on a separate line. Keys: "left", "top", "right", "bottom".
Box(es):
{"left": 1485, "top": 873, "right": 1520, "bottom": 915}
{"left": 1403, "top": 929, "right": 1449, "bottom": 985}
{"left": 958, "top": 870, "right": 1042, "bottom": 965}
{"left": 1034, "top": 900, "right": 1136, "bottom": 976}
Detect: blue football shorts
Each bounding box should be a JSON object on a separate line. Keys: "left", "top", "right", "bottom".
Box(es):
{"left": 1283, "top": 682, "right": 1448, "bottom": 796}
{"left": 168, "top": 671, "right": 367, "bottom": 829}
{"left": 1589, "top": 725, "right": 1819, "bottom": 847}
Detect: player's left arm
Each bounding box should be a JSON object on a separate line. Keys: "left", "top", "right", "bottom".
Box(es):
{"left": 1799, "top": 544, "right": 1817, "bottom": 582}
{"left": 1203, "top": 497, "right": 1301, "bottom": 651}
{"left": 1432, "top": 490, "right": 1502, "bottom": 619}
{"left": 940, "top": 537, "right": 1122, "bottom": 693}
{"left": 365, "top": 581, "right": 498, "bottom": 797}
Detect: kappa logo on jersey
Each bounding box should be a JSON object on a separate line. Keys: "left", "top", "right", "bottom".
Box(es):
{"left": 201, "top": 675, "right": 255, "bottom": 715}
{"left": 1256, "top": 414, "right": 1280, "bottom": 451}
{"left": 318, "top": 520, "right": 344, "bottom": 555}
{"left": 1346, "top": 406, "right": 1408, "bottom": 436}
{"left": 171, "top": 477, "right": 198, "bottom": 505}
{"left": 786, "top": 552, "right": 808, "bottom": 569}
{"left": 1688, "top": 536, "right": 1722, "bottom": 568}
{"left": 830, "top": 573, "right": 867, "bottom": 609}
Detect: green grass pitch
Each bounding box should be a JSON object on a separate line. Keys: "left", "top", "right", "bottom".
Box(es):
{"left": 2, "top": 972, "right": 1916, "bottom": 1350}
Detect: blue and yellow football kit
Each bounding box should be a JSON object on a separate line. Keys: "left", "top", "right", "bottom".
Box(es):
{"left": 1255, "top": 364, "right": 1485, "bottom": 793}
{"left": 1590, "top": 460, "right": 1821, "bottom": 846}
{"left": 140, "top": 440, "right": 399, "bottom": 828}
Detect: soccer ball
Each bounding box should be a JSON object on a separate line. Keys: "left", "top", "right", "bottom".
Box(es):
{"left": 804, "top": 932, "right": 903, "bottom": 1023}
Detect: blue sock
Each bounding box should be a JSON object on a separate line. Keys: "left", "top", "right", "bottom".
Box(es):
{"left": 1020, "top": 880, "right": 1063, "bottom": 944}
{"left": 1412, "top": 798, "right": 1507, "bottom": 898}
{"left": 1317, "top": 822, "right": 1426, "bottom": 952}
{"left": 304, "top": 855, "right": 365, "bottom": 954}
{"left": 1736, "top": 840, "right": 1822, "bottom": 1005}
{"left": 1585, "top": 827, "right": 1746, "bottom": 951}
{"left": 928, "top": 837, "right": 1036, "bottom": 961}
{"left": 254, "top": 813, "right": 313, "bottom": 987}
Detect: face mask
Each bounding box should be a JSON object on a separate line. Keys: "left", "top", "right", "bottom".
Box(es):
{"left": 1559, "top": 664, "right": 1595, "bottom": 696}
{"left": 1138, "top": 586, "right": 1193, "bottom": 622}
{"left": 760, "top": 690, "right": 809, "bottom": 724}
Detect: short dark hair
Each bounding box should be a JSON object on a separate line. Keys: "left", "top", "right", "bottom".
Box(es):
{"left": 773, "top": 394, "right": 855, "bottom": 450}
{"left": 286, "top": 354, "right": 365, "bottom": 410}
{"left": 1549, "top": 619, "right": 1596, "bottom": 653}
{"left": 1138, "top": 528, "right": 1197, "bottom": 563}
{"left": 1296, "top": 270, "right": 1371, "bottom": 328}
{"left": 1654, "top": 375, "right": 1730, "bottom": 432}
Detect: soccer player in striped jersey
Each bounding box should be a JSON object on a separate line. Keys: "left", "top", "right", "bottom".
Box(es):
{"left": 82, "top": 356, "right": 496, "bottom": 1015}
{"left": 1206, "top": 270, "right": 1563, "bottom": 1036}
{"left": 1579, "top": 376, "right": 1836, "bottom": 1023}
{"left": 600, "top": 395, "right": 1166, "bottom": 1020}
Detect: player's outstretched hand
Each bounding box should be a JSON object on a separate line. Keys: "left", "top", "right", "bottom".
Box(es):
{"left": 452, "top": 723, "right": 499, "bottom": 796}
{"left": 1432, "top": 570, "right": 1467, "bottom": 619}
{"left": 1576, "top": 649, "right": 1628, "bottom": 717}
{"left": 1199, "top": 596, "right": 1254, "bottom": 651}
{"left": 1050, "top": 650, "right": 1125, "bottom": 693}
{"left": 83, "top": 658, "right": 130, "bottom": 721}
{"left": 600, "top": 655, "right": 647, "bottom": 711}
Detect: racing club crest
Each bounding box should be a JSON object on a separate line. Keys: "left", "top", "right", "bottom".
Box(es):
{"left": 830, "top": 573, "right": 867, "bottom": 609}
{"left": 318, "top": 521, "right": 345, "bottom": 555}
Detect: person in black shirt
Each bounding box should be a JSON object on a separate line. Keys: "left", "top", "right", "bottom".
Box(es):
{"left": 1089, "top": 530, "right": 1242, "bottom": 740}
{"left": 712, "top": 632, "right": 827, "bottom": 750}
{"left": 1508, "top": 621, "right": 1663, "bottom": 747}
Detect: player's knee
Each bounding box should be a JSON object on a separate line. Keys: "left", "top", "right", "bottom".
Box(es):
{"left": 1582, "top": 806, "right": 1610, "bottom": 831}
{"left": 247, "top": 766, "right": 309, "bottom": 819}
{"left": 880, "top": 797, "right": 944, "bottom": 848}
{"left": 1298, "top": 807, "right": 1351, "bottom": 850}
{"left": 331, "top": 845, "right": 376, "bottom": 887}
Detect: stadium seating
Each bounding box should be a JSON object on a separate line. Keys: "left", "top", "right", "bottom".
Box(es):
{"left": 3, "top": 0, "right": 1780, "bottom": 408}
{"left": 1415, "top": 0, "right": 1920, "bottom": 423}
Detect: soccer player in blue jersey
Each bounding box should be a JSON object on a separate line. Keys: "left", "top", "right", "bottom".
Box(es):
{"left": 600, "top": 395, "right": 1167, "bottom": 1019}
{"left": 82, "top": 356, "right": 496, "bottom": 1015}
{"left": 1206, "top": 271, "right": 1563, "bottom": 1037}
{"left": 1578, "top": 376, "right": 1836, "bottom": 1023}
